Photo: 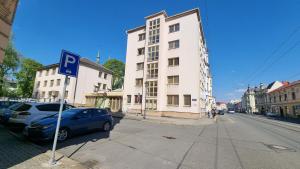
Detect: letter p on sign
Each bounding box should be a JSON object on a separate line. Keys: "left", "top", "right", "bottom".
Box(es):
{"left": 58, "top": 50, "right": 80, "bottom": 77}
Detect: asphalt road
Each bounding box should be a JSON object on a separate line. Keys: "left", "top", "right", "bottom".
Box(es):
{"left": 44, "top": 114, "right": 300, "bottom": 169}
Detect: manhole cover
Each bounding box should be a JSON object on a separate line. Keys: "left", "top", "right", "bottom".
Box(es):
{"left": 163, "top": 136, "right": 176, "bottom": 139}
{"left": 263, "top": 143, "right": 296, "bottom": 152}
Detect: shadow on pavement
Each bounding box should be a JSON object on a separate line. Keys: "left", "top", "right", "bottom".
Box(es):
{"left": 0, "top": 124, "right": 47, "bottom": 169}
{"left": 0, "top": 117, "right": 124, "bottom": 168}
{"left": 38, "top": 116, "right": 124, "bottom": 158}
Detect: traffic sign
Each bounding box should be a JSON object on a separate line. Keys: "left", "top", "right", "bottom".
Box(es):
{"left": 58, "top": 50, "right": 80, "bottom": 77}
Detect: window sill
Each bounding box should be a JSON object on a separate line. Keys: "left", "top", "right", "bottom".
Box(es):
{"left": 167, "top": 83, "right": 179, "bottom": 85}
{"left": 183, "top": 105, "right": 191, "bottom": 107}
{"left": 167, "top": 105, "right": 179, "bottom": 107}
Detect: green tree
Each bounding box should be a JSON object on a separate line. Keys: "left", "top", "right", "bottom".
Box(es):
{"left": 16, "top": 58, "right": 43, "bottom": 98}
{"left": 103, "top": 59, "right": 125, "bottom": 90}
{"left": 0, "top": 42, "right": 19, "bottom": 96}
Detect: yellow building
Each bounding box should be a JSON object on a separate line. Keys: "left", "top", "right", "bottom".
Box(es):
{"left": 0, "top": 0, "right": 18, "bottom": 63}
{"left": 267, "top": 80, "right": 300, "bottom": 118}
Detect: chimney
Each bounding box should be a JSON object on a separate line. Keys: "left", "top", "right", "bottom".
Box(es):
{"left": 96, "top": 51, "right": 100, "bottom": 64}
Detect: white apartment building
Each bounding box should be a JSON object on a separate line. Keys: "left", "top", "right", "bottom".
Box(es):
{"left": 123, "top": 9, "right": 212, "bottom": 119}
{"left": 33, "top": 58, "right": 113, "bottom": 105}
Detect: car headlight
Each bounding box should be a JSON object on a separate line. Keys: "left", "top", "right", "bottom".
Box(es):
{"left": 42, "top": 124, "right": 55, "bottom": 129}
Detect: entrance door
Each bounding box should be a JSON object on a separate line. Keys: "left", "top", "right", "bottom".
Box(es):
{"left": 280, "top": 107, "right": 284, "bottom": 117}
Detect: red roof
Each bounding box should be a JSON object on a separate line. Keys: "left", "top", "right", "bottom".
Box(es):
{"left": 269, "top": 80, "right": 300, "bottom": 94}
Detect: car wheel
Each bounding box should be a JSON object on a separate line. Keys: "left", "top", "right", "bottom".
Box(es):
{"left": 58, "top": 128, "right": 69, "bottom": 142}
{"left": 103, "top": 122, "right": 111, "bottom": 132}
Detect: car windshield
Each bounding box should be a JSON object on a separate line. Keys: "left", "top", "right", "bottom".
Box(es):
{"left": 14, "top": 103, "right": 32, "bottom": 111}
{"left": 8, "top": 103, "right": 23, "bottom": 110}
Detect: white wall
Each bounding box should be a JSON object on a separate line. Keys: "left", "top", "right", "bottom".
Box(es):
{"left": 33, "top": 63, "right": 112, "bottom": 105}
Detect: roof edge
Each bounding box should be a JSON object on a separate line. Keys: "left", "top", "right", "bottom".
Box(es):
{"left": 126, "top": 25, "right": 146, "bottom": 34}
{"left": 144, "top": 10, "right": 167, "bottom": 19}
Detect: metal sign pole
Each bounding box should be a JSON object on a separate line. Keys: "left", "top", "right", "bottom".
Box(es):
{"left": 49, "top": 75, "right": 68, "bottom": 165}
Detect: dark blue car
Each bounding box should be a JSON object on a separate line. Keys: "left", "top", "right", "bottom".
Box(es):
{"left": 0, "top": 102, "right": 22, "bottom": 123}
{"left": 24, "top": 108, "right": 113, "bottom": 142}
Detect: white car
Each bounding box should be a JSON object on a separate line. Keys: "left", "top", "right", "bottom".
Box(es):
{"left": 9, "top": 102, "right": 74, "bottom": 128}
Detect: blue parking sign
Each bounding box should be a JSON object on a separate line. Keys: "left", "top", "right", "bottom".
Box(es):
{"left": 58, "top": 50, "right": 80, "bottom": 77}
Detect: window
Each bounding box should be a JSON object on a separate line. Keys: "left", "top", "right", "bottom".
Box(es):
{"left": 50, "top": 80, "right": 54, "bottom": 87}
{"left": 15, "top": 104, "right": 32, "bottom": 111}
{"left": 137, "top": 48, "right": 145, "bottom": 55}
{"left": 279, "top": 95, "right": 282, "bottom": 102}
{"left": 56, "top": 79, "right": 61, "bottom": 86}
{"left": 52, "top": 68, "right": 56, "bottom": 75}
{"left": 127, "top": 95, "right": 131, "bottom": 104}
{"left": 98, "top": 71, "right": 102, "bottom": 78}
{"left": 103, "top": 84, "right": 107, "bottom": 90}
{"left": 65, "top": 91, "right": 68, "bottom": 98}
{"left": 169, "top": 40, "right": 180, "bottom": 49}
{"left": 146, "top": 99, "right": 157, "bottom": 110}
{"left": 169, "top": 23, "right": 180, "bottom": 33}
{"left": 138, "top": 33, "right": 145, "bottom": 41}
{"left": 146, "top": 81, "right": 157, "bottom": 97}
{"left": 36, "top": 104, "right": 60, "bottom": 111}
{"left": 135, "top": 78, "right": 143, "bottom": 86}
{"left": 284, "top": 94, "right": 288, "bottom": 101}
{"left": 148, "top": 45, "right": 159, "bottom": 61}
{"left": 43, "top": 80, "right": 47, "bottom": 87}
{"left": 134, "top": 95, "right": 142, "bottom": 104}
{"left": 274, "top": 96, "right": 276, "bottom": 103}
{"left": 136, "top": 62, "right": 144, "bottom": 70}
{"left": 168, "top": 58, "right": 179, "bottom": 66}
{"left": 94, "top": 85, "right": 100, "bottom": 92}
{"left": 48, "top": 91, "right": 52, "bottom": 98}
{"left": 292, "top": 92, "right": 296, "bottom": 100}
{"left": 66, "top": 77, "right": 70, "bottom": 85}
{"left": 41, "top": 91, "right": 45, "bottom": 98}
{"left": 269, "top": 97, "right": 271, "bottom": 103}
{"left": 104, "top": 73, "right": 107, "bottom": 79}
{"left": 38, "top": 71, "right": 42, "bottom": 77}
{"left": 167, "top": 95, "right": 179, "bottom": 106}
{"left": 147, "top": 63, "right": 158, "bottom": 79}
{"left": 148, "top": 18, "right": 160, "bottom": 45}
{"left": 36, "top": 81, "right": 40, "bottom": 88}
{"left": 45, "top": 70, "right": 49, "bottom": 76}
{"left": 168, "top": 76, "right": 179, "bottom": 84}
{"left": 184, "top": 95, "right": 191, "bottom": 106}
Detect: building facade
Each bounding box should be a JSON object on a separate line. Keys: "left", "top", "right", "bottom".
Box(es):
{"left": 33, "top": 58, "right": 113, "bottom": 106}
{"left": 267, "top": 80, "right": 300, "bottom": 118}
{"left": 254, "top": 81, "right": 284, "bottom": 114}
{"left": 241, "top": 87, "right": 256, "bottom": 114}
{"left": 0, "top": 0, "right": 18, "bottom": 63}
{"left": 122, "top": 9, "right": 212, "bottom": 119}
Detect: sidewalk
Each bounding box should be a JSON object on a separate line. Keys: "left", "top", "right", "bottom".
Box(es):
{"left": 122, "top": 113, "right": 215, "bottom": 126}
{"left": 0, "top": 125, "right": 85, "bottom": 169}
{"left": 239, "top": 113, "right": 300, "bottom": 132}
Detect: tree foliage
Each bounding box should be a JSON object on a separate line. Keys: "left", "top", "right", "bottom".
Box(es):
{"left": 103, "top": 59, "right": 125, "bottom": 90}
{"left": 15, "top": 58, "right": 43, "bottom": 98}
{"left": 0, "top": 42, "right": 19, "bottom": 96}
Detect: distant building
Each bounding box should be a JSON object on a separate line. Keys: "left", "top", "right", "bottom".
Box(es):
{"left": 122, "top": 9, "right": 212, "bottom": 119}
{"left": 32, "top": 58, "right": 113, "bottom": 106}
{"left": 216, "top": 102, "right": 227, "bottom": 111}
{"left": 241, "top": 86, "right": 256, "bottom": 114}
{"left": 254, "top": 81, "right": 284, "bottom": 114}
{"left": 227, "top": 99, "right": 241, "bottom": 112}
{"left": 0, "top": 0, "right": 18, "bottom": 63}
{"left": 267, "top": 80, "right": 300, "bottom": 118}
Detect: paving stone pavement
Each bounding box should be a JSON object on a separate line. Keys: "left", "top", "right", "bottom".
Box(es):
{"left": 0, "top": 125, "right": 85, "bottom": 169}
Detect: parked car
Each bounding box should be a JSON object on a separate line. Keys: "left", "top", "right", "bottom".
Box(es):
{"left": 0, "top": 101, "right": 19, "bottom": 109}
{"left": 266, "top": 112, "right": 279, "bottom": 117}
{"left": 218, "top": 110, "right": 225, "bottom": 115}
{"left": 0, "top": 102, "right": 23, "bottom": 123}
{"left": 9, "top": 102, "right": 74, "bottom": 129}
{"left": 24, "top": 108, "right": 113, "bottom": 142}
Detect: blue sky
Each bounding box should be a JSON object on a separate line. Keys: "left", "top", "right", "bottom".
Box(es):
{"left": 12, "top": 0, "right": 300, "bottom": 102}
